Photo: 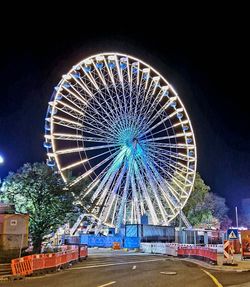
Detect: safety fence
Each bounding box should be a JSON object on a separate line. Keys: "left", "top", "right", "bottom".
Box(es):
{"left": 140, "top": 243, "right": 194, "bottom": 257}
{"left": 11, "top": 245, "right": 88, "bottom": 276}
{"left": 177, "top": 246, "right": 217, "bottom": 265}
{"left": 206, "top": 244, "right": 224, "bottom": 253}
{"left": 140, "top": 243, "right": 217, "bottom": 265}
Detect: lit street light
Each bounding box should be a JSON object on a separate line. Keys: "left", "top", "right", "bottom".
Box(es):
{"left": 0, "top": 155, "right": 4, "bottom": 164}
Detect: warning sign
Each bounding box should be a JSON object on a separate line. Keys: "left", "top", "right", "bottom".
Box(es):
{"left": 227, "top": 229, "right": 238, "bottom": 240}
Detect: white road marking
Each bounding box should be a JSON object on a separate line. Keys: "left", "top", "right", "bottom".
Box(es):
{"left": 97, "top": 281, "right": 116, "bottom": 287}
{"left": 160, "top": 271, "right": 177, "bottom": 275}
{"left": 70, "top": 258, "right": 166, "bottom": 270}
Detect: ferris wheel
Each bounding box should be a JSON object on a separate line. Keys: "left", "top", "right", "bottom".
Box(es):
{"left": 44, "top": 52, "right": 197, "bottom": 229}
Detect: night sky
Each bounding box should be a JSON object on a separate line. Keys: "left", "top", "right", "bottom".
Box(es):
{"left": 0, "top": 11, "right": 249, "bottom": 221}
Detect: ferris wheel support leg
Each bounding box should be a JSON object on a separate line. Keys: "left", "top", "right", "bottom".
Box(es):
{"left": 180, "top": 210, "right": 192, "bottom": 229}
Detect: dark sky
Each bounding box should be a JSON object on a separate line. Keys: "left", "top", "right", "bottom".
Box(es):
{"left": 0, "top": 10, "right": 249, "bottom": 220}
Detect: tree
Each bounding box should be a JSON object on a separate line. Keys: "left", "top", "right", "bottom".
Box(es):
{"left": 0, "top": 162, "right": 76, "bottom": 253}
{"left": 183, "top": 173, "right": 231, "bottom": 229}
{"left": 183, "top": 172, "right": 211, "bottom": 226}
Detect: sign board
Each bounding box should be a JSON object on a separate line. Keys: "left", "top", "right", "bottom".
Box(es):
{"left": 227, "top": 229, "right": 238, "bottom": 240}
{"left": 241, "top": 230, "right": 250, "bottom": 258}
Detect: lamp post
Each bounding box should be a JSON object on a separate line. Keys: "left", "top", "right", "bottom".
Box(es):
{"left": 235, "top": 206, "right": 239, "bottom": 228}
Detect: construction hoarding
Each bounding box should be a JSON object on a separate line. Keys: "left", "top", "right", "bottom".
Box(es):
{"left": 241, "top": 230, "right": 250, "bottom": 259}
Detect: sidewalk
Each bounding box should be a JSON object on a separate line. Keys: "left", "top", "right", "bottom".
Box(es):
{"left": 181, "top": 254, "right": 250, "bottom": 272}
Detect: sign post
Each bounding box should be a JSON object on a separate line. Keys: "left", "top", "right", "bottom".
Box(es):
{"left": 223, "top": 240, "right": 238, "bottom": 266}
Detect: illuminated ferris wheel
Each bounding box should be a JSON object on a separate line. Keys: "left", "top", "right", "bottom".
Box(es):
{"left": 44, "top": 52, "right": 197, "bottom": 229}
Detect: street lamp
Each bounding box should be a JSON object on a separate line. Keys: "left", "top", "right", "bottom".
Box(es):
{"left": 0, "top": 155, "right": 4, "bottom": 164}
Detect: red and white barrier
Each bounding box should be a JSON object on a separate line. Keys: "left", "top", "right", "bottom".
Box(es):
{"left": 11, "top": 246, "right": 88, "bottom": 276}
{"left": 140, "top": 243, "right": 217, "bottom": 265}
{"left": 177, "top": 246, "right": 217, "bottom": 265}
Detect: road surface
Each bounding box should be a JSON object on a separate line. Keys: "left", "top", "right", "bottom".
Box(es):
{"left": 2, "top": 251, "right": 250, "bottom": 286}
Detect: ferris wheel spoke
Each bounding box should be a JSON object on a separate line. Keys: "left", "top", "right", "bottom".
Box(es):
{"left": 91, "top": 149, "right": 127, "bottom": 202}
{"left": 103, "top": 61, "right": 124, "bottom": 115}
{"left": 60, "top": 86, "right": 115, "bottom": 133}
{"left": 83, "top": 65, "right": 119, "bottom": 122}
{"left": 145, "top": 158, "right": 184, "bottom": 202}
{"left": 147, "top": 144, "right": 195, "bottom": 162}
{"left": 162, "top": 161, "right": 193, "bottom": 186}
{"left": 50, "top": 143, "right": 120, "bottom": 156}
{"left": 51, "top": 115, "right": 83, "bottom": 130}
{"left": 131, "top": 71, "right": 150, "bottom": 127}
{"left": 145, "top": 156, "right": 183, "bottom": 206}
{"left": 141, "top": 95, "right": 177, "bottom": 132}
{"left": 136, "top": 88, "right": 165, "bottom": 133}
{"left": 142, "top": 138, "right": 195, "bottom": 149}
{"left": 93, "top": 61, "right": 123, "bottom": 120}
{"left": 127, "top": 62, "right": 135, "bottom": 119}
{"left": 62, "top": 85, "right": 88, "bottom": 106}
{"left": 52, "top": 110, "right": 116, "bottom": 140}
{"left": 133, "top": 161, "right": 159, "bottom": 225}
{"left": 130, "top": 169, "right": 141, "bottom": 224}
{"left": 147, "top": 147, "right": 195, "bottom": 174}
{"left": 146, "top": 150, "right": 193, "bottom": 183}
{"left": 114, "top": 56, "right": 127, "bottom": 114}
{"left": 53, "top": 117, "right": 114, "bottom": 142}
{"left": 143, "top": 119, "right": 190, "bottom": 139}
{"left": 148, "top": 156, "right": 189, "bottom": 198}
{"left": 80, "top": 136, "right": 115, "bottom": 143}
{"left": 45, "top": 133, "right": 83, "bottom": 141}
{"left": 60, "top": 147, "right": 119, "bottom": 172}
{"left": 100, "top": 162, "right": 128, "bottom": 224}
{"left": 50, "top": 121, "right": 82, "bottom": 132}
{"left": 129, "top": 63, "right": 140, "bottom": 125}
{"left": 55, "top": 99, "right": 118, "bottom": 137}
{"left": 142, "top": 132, "right": 193, "bottom": 143}
{"left": 95, "top": 168, "right": 118, "bottom": 209}
{"left": 110, "top": 195, "right": 119, "bottom": 226}
{"left": 104, "top": 56, "right": 126, "bottom": 116}
{"left": 138, "top": 157, "right": 169, "bottom": 222}
{"left": 137, "top": 77, "right": 159, "bottom": 121}
{"left": 55, "top": 100, "right": 83, "bottom": 116}
{"left": 71, "top": 75, "right": 118, "bottom": 128}
{"left": 69, "top": 149, "right": 121, "bottom": 187}
{"left": 81, "top": 158, "right": 120, "bottom": 199}
{"left": 81, "top": 126, "right": 116, "bottom": 141}
{"left": 116, "top": 164, "right": 131, "bottom": 230}
{"left": 142, "top": 108, "right": 183, "bottom": 137}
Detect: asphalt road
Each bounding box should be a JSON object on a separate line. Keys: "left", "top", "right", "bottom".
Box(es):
{"left": 2, "top": 252, "right": 250, "bottom": 287}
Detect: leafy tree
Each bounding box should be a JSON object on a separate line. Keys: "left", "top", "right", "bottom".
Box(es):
{"left": 183, "top": 172, "right": 210, "bottom": 226}
{"left": 64, "top": 178, "right": 92, "bottom": 227}
{"left": 0, "top": 162, "right": 77, "bottom": 253}
{"left": 183, "top": 173, "right": 231, "bottom": 228}
{"left": 184, "top": 173, "right": 210, "bottom": 214}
